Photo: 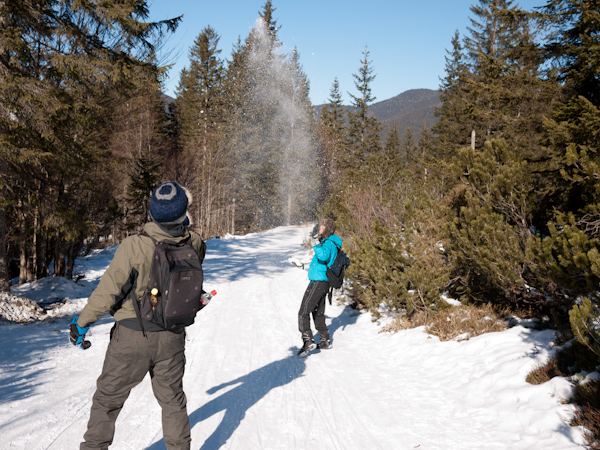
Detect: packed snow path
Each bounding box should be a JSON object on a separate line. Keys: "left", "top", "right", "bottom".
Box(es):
{"left": 0, "top": 226, "right": 586, "bottom": 449}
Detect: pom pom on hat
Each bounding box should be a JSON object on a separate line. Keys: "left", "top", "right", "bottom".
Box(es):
{"left": 149, "top": 182, "right": 189, "bottom": 224}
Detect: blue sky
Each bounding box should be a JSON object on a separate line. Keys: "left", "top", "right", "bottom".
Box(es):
{"left": 148, "top": 0, "right": 543, "bottom": 105}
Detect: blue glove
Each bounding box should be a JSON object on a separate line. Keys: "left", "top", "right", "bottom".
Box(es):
{"left": 69, "top": 317, "right": 91, "bottom": 349}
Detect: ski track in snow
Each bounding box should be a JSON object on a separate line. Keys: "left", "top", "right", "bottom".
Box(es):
{"left": 0, "top": 225, "right": 588, "bottom": 449}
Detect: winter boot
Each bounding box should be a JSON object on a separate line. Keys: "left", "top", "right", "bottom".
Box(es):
{"left": 317, "top": 339, "right": 332, "bottom": 350}
{"left": 297, "top": 339, "right": 316, "bottom": 356}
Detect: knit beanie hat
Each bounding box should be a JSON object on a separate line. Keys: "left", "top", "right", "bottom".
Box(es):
{"left": 149, "top": 181, "right": 189, "bottom": 224}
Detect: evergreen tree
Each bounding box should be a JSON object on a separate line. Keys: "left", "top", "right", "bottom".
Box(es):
{"left": 539, "top": 0, "right": 600, "bottom": 220}
{"left": 319, "top": 77, "right": 347, "bottom": 188}
{"left": 434, "top": 2, "right": 555, "bottom": 161}
{"left": 417, "top": 122, "right": 436, "bottom": 179}
{"left": 384, "top": 123, "right": 402, "bottom": 165}
{"left": 173, "top": 25, "right": 228, "bottom": 237}
{"left": 401, "top": 126, "right": 417, "bottom": 163}
{"left": 446, "top": 139, "right": 534, "bottom": 302}
{"left": 345, "top": 47, "right": 382, "bottom": 169}
{"left": 224, "top": 4, "right": 319, "bottom": 231}
{"left": 0, "top": 0, "right": 180, "bottom": 281}
{"left": 321, "top": 78, "right": 346, "bottom": 137}
{"left": 528, "top": 0, "right": 600, "bottom": 307}
{"left": 259, "top": 0, "right": 281, "bottom": 45}
{"left": 432, "top": 30, "right": 473, "bottom": 159}
{"left": 365, "top": 122, "right": 402, "bottom": 202}
{"left": 542, "top": 0, "right": 600, "bottom": 105}
{"left": 463, "top": 0, "right": 553, "bottom": 155}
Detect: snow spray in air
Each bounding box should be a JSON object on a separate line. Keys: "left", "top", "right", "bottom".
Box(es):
{"left": 230, "top": 18, "right": 320, "bottom": 229}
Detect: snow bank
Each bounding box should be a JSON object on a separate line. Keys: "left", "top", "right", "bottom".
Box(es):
{"left": 0, "top": 291, "right": 46, "bottom": 322}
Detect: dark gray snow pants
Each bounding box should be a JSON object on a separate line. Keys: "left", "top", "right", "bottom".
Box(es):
{"left": 80, "top": 322, "right": 190, "bottom": 450}
{"left": 298, "top": 280, "right": 330, "bottom": 342}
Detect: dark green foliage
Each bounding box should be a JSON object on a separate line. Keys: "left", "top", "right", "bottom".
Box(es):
{"left": 127, "top": 153, "right": 162, "bottom": 224}
{"left": 432, "top": 30, "right": 472, "bottom": 159}
{"left": 433, "top": 1, "right": 557, "bottom": 163}
{"left": 569, "top": 298, "right": 600, "bottom": 361}
{"left": 0, "top": 0, "right": 179, "bottom": 281}
{"left": 446, "top": 140, "right": 532, "bottom": 301}
{"left": 542, "top": 0, "right": 600, "bottom": 105}
{"left": 171, "top": 25, "right": 232, "bottom": 237}
{"left": 529, "top": 215, "right": 600, "bottom": 297}
{"left": 344, "top": 47, "right": 382, "bottom": 169}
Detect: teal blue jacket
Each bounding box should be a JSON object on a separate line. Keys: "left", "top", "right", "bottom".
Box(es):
{"left": 308, "top": 235, "right": 343, "bottom": 282}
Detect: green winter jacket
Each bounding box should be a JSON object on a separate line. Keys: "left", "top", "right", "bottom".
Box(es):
{"left": 77, "top": 222, "right": 206, "bottom": 329}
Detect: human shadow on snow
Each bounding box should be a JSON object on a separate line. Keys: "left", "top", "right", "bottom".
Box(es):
{"left": 145, "top": 304, "right": 361, "bottom": 450}
{"left": 147, "top": 349, "right": 307, "bottom": 450}
{"left": 0, "top": 313, "right": 113, "bottom": 403}
{"left": 325, "top": 304, "right": 361, "bottom": 342}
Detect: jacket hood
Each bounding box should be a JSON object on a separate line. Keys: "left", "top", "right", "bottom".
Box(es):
{"left": 143, "top": 222, "right": 190, "bottom": 242}
{"left": 324, "top": 234, "right": 342, "bottom": 248}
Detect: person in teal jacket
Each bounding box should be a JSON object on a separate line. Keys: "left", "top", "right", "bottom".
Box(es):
{"left": 297, "top": 218, "right": 341, "bottom": 356}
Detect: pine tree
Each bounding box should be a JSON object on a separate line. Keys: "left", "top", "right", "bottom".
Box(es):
{"left": 384, "top": 123, "right": 402, "bottom": 165}
{"left": 417, "top": 122, "right": 436, "bottom": 180}
{"left": 0, "top": 0, "right": 180, "bottom": 281}
{"left": 173, "top": 25, "right": 228, "bottom": 237}
{"left": 527, "top": 1, "right": 600, "bottom": 308}
{"left": 259, "top": 0, "right": 281, "bottom": 45}
{"left": 539, "top": 0, "right": 600, "bottom": 221}
{"left": 321, "top": 78, "right": 346, "bottom": 137}
{"left": 432, "top": 30, "right": 473, "bottom": 159}
{"left": 402, "top": 126, "right": 417, "bottom": 163}
{"left": 345, "top": 47, "right": 382, "bottom": 169}
{"left": 223, "top": 5, "right": 319, "bottom": 232}
{"left": 434, "top": 2, "right": 555, "bottom": 161}
{"left": 569, "top": 297, "right": 600, "bottom": 361}
{"left": 543, "top": 0, "right": 600, "bottom": 105}
{"left": 319, "top": 77, "right": 347, "bottom": 188}
{"left": 464, "top": 0, "right": 554, "bottom": 155}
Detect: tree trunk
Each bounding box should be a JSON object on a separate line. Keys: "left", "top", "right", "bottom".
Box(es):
{"left": 18, "top": 200, "right": 27, "bottom": 284}
{"left": 231, "top": 199, "right": 236, "bottom": 235}
{"left": 19, "top": 238, "right": 27, "bottom": 284}
{"left": 54, "top": 231, "right": 65, "bottom": 277}
{"left": 0, "top": 1, "right": 9, "bottom": 291}
{"left": 32, "top": 204, "right": 39, "bottom": 280}
{"left": 66, "top": 242, "right": 77, "bottom": 279}
{"left": 0, "top": 202, "right": 7, "bottom": 291}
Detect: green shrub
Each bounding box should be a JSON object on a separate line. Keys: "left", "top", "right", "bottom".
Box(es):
{"left": 446, "top": 139, "right": 534, "bottom": 303}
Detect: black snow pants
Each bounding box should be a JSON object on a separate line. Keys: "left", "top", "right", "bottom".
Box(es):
{"left": 298, "top": 280, "right": 330, "bottom": 342}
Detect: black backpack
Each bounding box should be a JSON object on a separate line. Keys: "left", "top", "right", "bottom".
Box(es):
{"left": 134, "top": 234, "right": 204, "bottom": 331}
{"left": 319, "top": 241, "right": 351, "bottom": 289}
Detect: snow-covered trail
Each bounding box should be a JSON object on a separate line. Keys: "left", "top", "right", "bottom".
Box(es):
{"left": 0, "top": 226, "right": 587, "bottom": 449}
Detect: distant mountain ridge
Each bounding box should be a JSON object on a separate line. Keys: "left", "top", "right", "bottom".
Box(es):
{"left": 316, "top": 88, "right": 441, "bottom": 141}
{"left": 370, "top": 88, "right": 441, "bottom": 140}
{"left": 165, "top": 88, "right": 442, "bottom": 141}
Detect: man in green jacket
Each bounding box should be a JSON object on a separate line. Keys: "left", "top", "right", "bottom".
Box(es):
{"left": 70, "top": 181, "right": 206, "bottom": 450}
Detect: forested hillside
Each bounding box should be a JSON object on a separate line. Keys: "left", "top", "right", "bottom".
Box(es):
{"left": 1, "top": 0, "right": 600, "bottom": 444}
{"left": 315, "top": 88, "right": 441, "bottom": 141}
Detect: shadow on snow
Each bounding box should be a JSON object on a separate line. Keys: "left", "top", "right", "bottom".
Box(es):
{"left": 147, "top": 349, "right": 306, "bottom": 450}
